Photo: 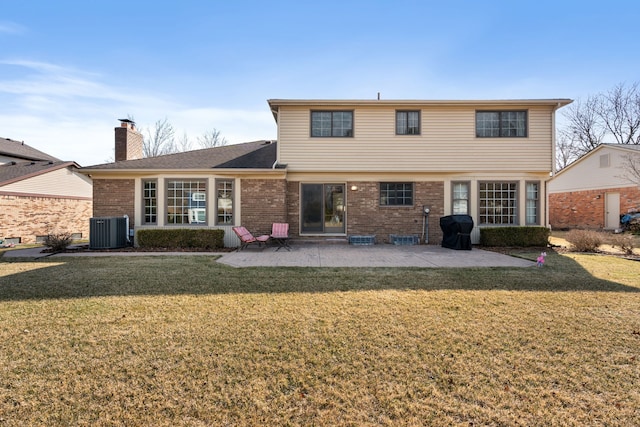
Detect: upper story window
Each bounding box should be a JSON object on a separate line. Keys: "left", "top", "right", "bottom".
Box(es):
{"left": 311, "top": 111, "right": 353, "bottom": 137}
{"left": 396, "top": 111, "right": 420, "bottom": 135}
{"left": 476, "top": 111, "right": 527, "bottom": 138}
{"left": 380, "top": 182, "right": 413, "bottom": 206}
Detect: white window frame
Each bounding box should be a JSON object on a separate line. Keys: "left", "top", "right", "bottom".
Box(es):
{"left": 478, "top": 181, "right": 518, "bottom": 225}
{"left": 452, "top": 181, "right": 470, "bottom": 215}
{"left": 166, "top": 179, "right": 207, "bottom": 225}
{"left": 215, "top": 179, "right": 234, "bottom": 225}
{"left": 525, "top": 181, "right": 540, "bottom": 225}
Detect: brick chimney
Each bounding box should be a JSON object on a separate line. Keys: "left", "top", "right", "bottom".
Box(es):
{"left": 114, "top": 119, "right": 143, "bottom": 161}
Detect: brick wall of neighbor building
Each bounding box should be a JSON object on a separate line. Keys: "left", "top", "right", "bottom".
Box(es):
{"left": 92, "top": 179, "right": 135, "bottom": 223}
{"left": 284, "top": 181, "right": 445, "bottom": 243}
{"left": 0, "top": 194, "right": 92, "bottom": 243}
{"left": 240, "top": 179, "right": 287, "bottom": 234}
{"left": 549, "top": 186, "right": 640, "bottom": 229}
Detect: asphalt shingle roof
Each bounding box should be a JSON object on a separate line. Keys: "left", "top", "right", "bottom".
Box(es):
{"left": 82, "top": 140, "right": 278, "bottom": 170}
{"left": 0, "top": 138, "right": 60, "bottom": 162}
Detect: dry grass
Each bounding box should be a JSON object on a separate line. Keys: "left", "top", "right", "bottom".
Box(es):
{"left": 1, "top": 253, "right": 639, "bottom": 426}
{"left": 551, "top": 230, "right": 640, "bottom": 257}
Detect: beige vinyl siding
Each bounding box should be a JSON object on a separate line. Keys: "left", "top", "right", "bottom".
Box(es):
{"left": 278, "top": 104, "right": 554, "bottom": 173}
{"left": 2, "top": 167, "right": 93, "bottom": 198}
{"left": 549, "top": 146, "right": 637, "bottom": 193}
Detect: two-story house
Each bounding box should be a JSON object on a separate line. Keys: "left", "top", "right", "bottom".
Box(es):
{"left": 81, "top": 98, "right": 571, "bottom": 246}
{"left": 1, "top": 137, "right": 93, "bottom": 244}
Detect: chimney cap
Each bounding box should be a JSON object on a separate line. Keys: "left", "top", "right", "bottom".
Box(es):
{"left": 118, "top": 118, "right": 135, "bottom": 124}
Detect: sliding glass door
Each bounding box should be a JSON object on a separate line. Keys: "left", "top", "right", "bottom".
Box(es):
{"left": 301, "top": 184, "right": 345, "bottom": 234}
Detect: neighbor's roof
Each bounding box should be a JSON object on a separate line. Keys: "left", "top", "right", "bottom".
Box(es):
{"left": 0, "top": 161, "right": 78, "bottom": 187}
{"left": 81, "top": 140, "right": 278, "bottom": 172}
{"left": 0, "top": 137, "right": 60, "bottom": 162}
{"left": 553, "top": 143, "right": 640, "bottom": 177}
{"left": 601, "top": 143, "right": 640, "bottom": 152}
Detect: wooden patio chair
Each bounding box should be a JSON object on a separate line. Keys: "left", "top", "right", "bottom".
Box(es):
{"left": 270, "top": 223, "right": 291, "bottom": 251}
{"left": 232, "top": 226, "right": 270, "bottom": 251}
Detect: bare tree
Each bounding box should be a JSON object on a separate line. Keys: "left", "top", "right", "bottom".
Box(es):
{"left": 561, "top": 95, "right": 606, "bottom": 156}
{"left": 176, "top": 131, "right": 193, "bottom": 152}
{"left": 555, "top": 129, "right": 580, "bottom": 170}
{"left": 559, "top": 82, "right": 640, "bottom": 170}
{"left": 143, "top": 118, "right": 176, "bottom": 157}
{"left": 620, "top": 152, "right": 640, "bottom": 186}
{"left": 197, "top": 128, "right": 227, "bottom": 148}
{"left": 138, "top": 118, "right": 228, "bottom": 157}
{"left": 598, "top": 82, "right": 640, "bottom": 145}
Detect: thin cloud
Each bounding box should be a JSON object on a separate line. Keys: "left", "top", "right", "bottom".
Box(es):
{"left": 0, "top": 59, "right": 276, "bottom": 165}
{"left": 0, "top": 59, "right": 173, "bottom": 114}
{"left": 0, "top": 59, "right": 156, "bottom": 104}
{"left": 0, "top": 21, "right": 26, "bottom": 35}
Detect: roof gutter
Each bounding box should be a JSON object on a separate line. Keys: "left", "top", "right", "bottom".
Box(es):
{"left": 268, "top": 98, "right": 575, "bottom": 108}
{"left": 78, "top": 168, "right": 287, "bottom": 177}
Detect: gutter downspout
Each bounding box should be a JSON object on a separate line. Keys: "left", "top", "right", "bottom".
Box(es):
{"left": 546, "top": 101, "right": 562, "bottom": 229}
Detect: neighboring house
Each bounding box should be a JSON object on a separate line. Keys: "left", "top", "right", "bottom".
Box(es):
{"left": 81, "top": 99, "right": 571, "bottom": 247}
{"left": 548, "top": 144, "right": 640, "bottom": 230}
{"left": 0, "top": 137, "right": 93, "bottom": 244}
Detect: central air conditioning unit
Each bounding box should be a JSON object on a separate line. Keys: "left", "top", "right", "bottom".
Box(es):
{"left": 90, "top": 217, "right": 128, "bottom": 249}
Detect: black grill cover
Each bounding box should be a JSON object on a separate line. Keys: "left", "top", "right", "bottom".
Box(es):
{"left": 439, "top": 215, "right": 474, "bottom": 250}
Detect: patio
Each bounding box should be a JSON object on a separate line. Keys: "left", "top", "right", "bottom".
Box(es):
{"left": 218, "top": 244, "right": 535, "bottom": 268}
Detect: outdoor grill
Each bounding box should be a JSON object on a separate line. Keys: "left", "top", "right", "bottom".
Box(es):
{"left": 439, "top": 215, "right": 474, "bottom": 250}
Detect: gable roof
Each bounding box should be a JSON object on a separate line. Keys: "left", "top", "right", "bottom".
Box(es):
{"left": 81, "top": 140, "right": 278, "bottom": 171}
{"left": 554, "top": 143, "right": 640, "bottom": 178}
{"left": 0, "top": 160, "right": 78, "bottom": 187}
{"left": 0, "top": 137, "right": 60, "bottom": 162}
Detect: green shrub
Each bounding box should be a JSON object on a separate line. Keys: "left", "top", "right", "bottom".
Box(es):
{"left": 565, "top": 229, "right": 603, "bottom": 252}
{"left": 44, "top": 232, "right": 74, "bottom": 252}
{"left": 136, "top": 229, "right": 225, "bottom": 249}
{"left": 479, "top": 227, "right": 550, "bottom": 247}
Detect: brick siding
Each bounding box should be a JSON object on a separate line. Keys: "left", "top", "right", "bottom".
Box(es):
{"left": 286, "top": 181, "right": 300, "bottom": 237}
{"left": 549, "top": 186, "right": 640, "bottom": 229}
{"left": 115, "top": 126, "right": 143, "bottom": 161}
{"left": 0, "top": 194, "right": 92, "bottom": 243}
{"left": 284, "top": 181, "right": 444, "bottom": 243}
{"left": 240, "top": 179, "right": 287, "bottom": 234}
{"left": 92, "top": 179, "right": 135, "bottom": 224}
{"left": 346, "top": 181, "right": 444, "bottom": 244}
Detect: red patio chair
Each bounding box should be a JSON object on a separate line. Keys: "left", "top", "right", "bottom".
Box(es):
{"left": 270, "top": 223, "right": 291, "bottom": 251}
{"left": 232, "top": 226, "right": 270, "bottom": 251}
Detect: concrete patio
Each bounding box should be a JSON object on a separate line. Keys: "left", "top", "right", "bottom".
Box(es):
{"left": 2, "top": 243, "right": 535, "bottom": 268}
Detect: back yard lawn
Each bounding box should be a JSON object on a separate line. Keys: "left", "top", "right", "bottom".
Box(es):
{"left": 1, "top": 251, "right": 639, "bottom": 426}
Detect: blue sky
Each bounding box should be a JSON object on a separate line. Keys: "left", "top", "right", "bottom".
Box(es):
{"left": 1, "top": 1, "right": 639, "bottom": 166}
